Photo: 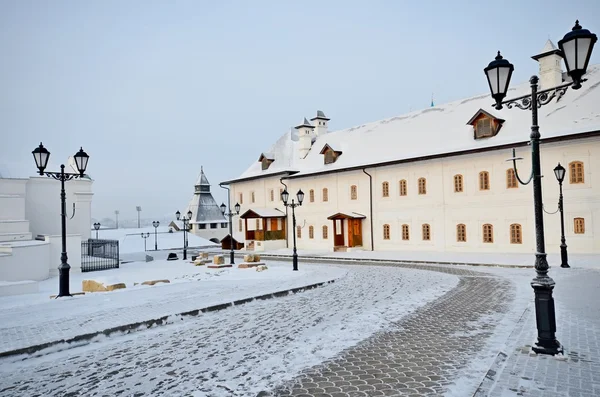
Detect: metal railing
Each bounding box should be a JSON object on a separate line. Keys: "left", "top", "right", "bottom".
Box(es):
{"left": 81, "top": 239, "right": 119, "bottom": 272}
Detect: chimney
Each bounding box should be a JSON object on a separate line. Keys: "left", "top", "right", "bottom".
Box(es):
{"left": 531, "top": 39, "right": 564, "bottom": 90}
{"left": 295, "top": 118, "right": 315, "bottom": 159}
{"left": 310, "top": 110, "right": 330, "bottom": 137}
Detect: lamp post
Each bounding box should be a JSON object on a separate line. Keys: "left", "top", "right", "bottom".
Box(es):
{"left": 553, "top": 163, "right": 570, "bottom": 268}
{"left": 141, "top": 232, "right": 150, "bottom": 251}
{"left": 220, "top": 202, "right": 241, "bottom": 264}
{"left": 93, "top": 222, "right": 101, "bottom": 239}
{"left": 152, "top": 221, "right": 160, "bottom": 251}
{"left": 281, "top": 189, "right": 304, "bottom": 271}
{"left": 115, "top": 210, "right": 119, "bottom": 229}
{"left": 484, "top": 20, "right": 596, "bottom": 355}
{"left": 32, "top": 142, "right": 90, "bottom": 298}
{"left": 136, "top": 206, "right": 142, "bottom": 228}
{"left": 176, "top": 210, "right": 192, "bottom": 260}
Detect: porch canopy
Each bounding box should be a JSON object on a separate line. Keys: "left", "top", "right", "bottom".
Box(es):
{"left": 240, "top": 208, "right": 286, "bottom": 241}
{"left": 326, "top": 212, "right": 366, "bottom": 220}
{"left": 327, "top": 212, "right": 365, "bottom": 248}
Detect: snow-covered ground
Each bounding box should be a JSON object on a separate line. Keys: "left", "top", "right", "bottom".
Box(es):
{"left": 0, "top": 264, "right": 459, "bottom": 396}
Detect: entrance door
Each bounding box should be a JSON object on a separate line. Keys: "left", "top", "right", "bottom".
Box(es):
{"left": 353, "top": 219, "right": 363, "bottom": 246}
{"left": 334, "top": 219, "right": 345, "bottom": 246}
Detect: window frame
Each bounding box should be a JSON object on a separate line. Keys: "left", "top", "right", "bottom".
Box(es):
{"left": 418, "top": 178, "right": 426, "bottom": 195}
{"left": 399, "top": 179, "right": 407, "bottom": 196}
{"left": 453, "top": 174, "right": 463, "bottom": 193}
{"left": 322, "top": 187, "right": 328, "bottom": 202}
{"left": 569, "top": 161, "right": 584, "bottom": 184}
{"left": 422, "top": 224, "right": 431, "bottom": 241}
{"left": 479, "top": 171, "right": 490, "bottom": 191}
{"left": 574, "top": 217, "right": 585, "bottom": 234}
{"left": 308, "top": 225, "right": 314, "bottom": 239}
{"left": 483, "top": 223, "right": 493, "bottom": 243}
{"left": 382, "top": 181, "right": 390, "bottom": 197}
{"left": 457, "top": 224, "right": 467, "bottom": 242}
{"left": 309, "top": 189, "right": 315, "bottom": 203}
{"left": 506, "top": 169, "right": 518, "bottom": 189}
{"left": 322, "top": 225, "right": 328, "bottom": 239}
{"left": 350, "top": 185, "right": 358, "bottom": 200}
{"left": 401, "top": 224, "right": 410, "bottom": 241}
{"left": 510, "top": 223, "right": 522, "bottom": 244}
{"left": 383, "top": 224, "right": 390, "bottom": 240}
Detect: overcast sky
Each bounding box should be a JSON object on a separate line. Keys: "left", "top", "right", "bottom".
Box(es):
{"left": 1, "top": 0, "right": 599, "bottom": 223}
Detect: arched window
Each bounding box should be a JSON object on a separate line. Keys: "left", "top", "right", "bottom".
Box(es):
{"left": 382, "top": 181, "right": 389, "bottom": 197}
{"left": 309, "top": 189, "right": 315, "bottom": 203}
{"left": 251, "top": 191, "right": 256, "bottom": 203}
{"left": 297, "top": 226, "right": 302, "bottom": 238}
{"left": 322, "top": 225, "right": 328, "bottom": 239}
{"left": 483, "top": 224, "right": 493, "bottom": 243}
{"left": 510, "top": 223, "right": 522, "bottom": 244}
{"left": 457, "top": 224, "right": 466, "bottom": 242}
{"left": 422, "top": 224, "right": 431, "bottom": 241}
{"left": 402, "top": 224, "right": 410, "bottom": 240}
{"left": 399, "top": 179, "right": 407, "bottom": 196}
{"left": 269, "top": 189, "right": 274, "bottom": 202}
{"left": 569, "top": 161, "right": 584, "bottom": 184}
{"left": 479, "top": 171, "right": 490, "bottom": 190}
{"left": 574, "top": 217, "right": 585, "bottom": 234}
{"left": 238, "top": 219, "right": 243, "bottom": 232}
{"left": 418, "top": 178, "right": 426, "bottom": 195}
{"left": 239, "top": 193, "right": 243, "bottom": 204}
{"left": 383, "top": 224, "right": 390, "bottom": 240}
{"left": 322, "top": 188, "right": 328, "bottom": 202}
{"left": 350, "top": 185, "right": 358, "bottom": 200}
{"left": 454, "top": 174, "right": 463, "bottom": 193}
{"left": 309, "top": 225, "right": 314, "bottom": 239}
{"left": 506, "top": 169, "right": 518, "bottom": 189}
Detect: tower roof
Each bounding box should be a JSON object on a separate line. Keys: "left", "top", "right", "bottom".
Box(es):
{"left": 187, "top": 167, "right": 226, "bottom": 223}
{"left": 295, "top": 118, "right": 315, "bottom": 129}
{"left": 310, "top": 110, "right": 330, "bottom": 121}
{"left": 195, "top": 166, "right": 211, "bottom": 187}
{"left": 532, "top": 39, "right": 562, "bottom": 60}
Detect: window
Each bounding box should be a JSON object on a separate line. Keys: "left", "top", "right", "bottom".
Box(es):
{"left": 239, "top": 193, "right": 243, "bottom": 204}
{"left": 322, "top": 188, "right": 328, "bottom": 202}
{"left": 383, "top": 224, "right": 390, "bottom": 240}
{"left": 402, "top": 224, "right": 410, "bottom": 240}
{"left": 350, "top": 185, "right": 357, "bottom": 200}
{"left": 279, "top": 188, "right": 283, "bottom": 201}
{"left": 457, "top": 224, "right": 466, "bottom": 242}
{"left": 418, "top": 178, "right": 426, "bottom": 195}
{"left": 399, "top": 179, "right": 407, "bottom": 196}
{"left": 324, "top": 150, "right": 335, "bottom": 164}
{"left": 297, "top": 226, "right": 302, "bottom": 238}
{"left": 574, "top": 217, "right": 585, "bottom": 234}
{"left": 210, "top": 223, "right": 217, "bottom": 229}
{"left": 506, "top": 169, "right": 518, "bottom": 188}
{"left": 483, "top": 224, "right": 493, "bottom": 243}
{"left": 251, "top": 191, "right": 255, "bottom": 203}
{"left": 255, "top": 219, "right": 260, "bottom": 230}
{"left": 569, "top": 161, "right": 584, "bottom": 184}
{"left": 221, "top": 223, "right": 228, "bottom": 228}
{"left": 238, "top": 219, "right": 242, "bottom": 232}
{"left": 322, "top": 225, "right": 328, "bottom": 239}
{"left": 261, "top": 158, "right": 272, "bottom": 170}
{"left": 454, "top": 174, "right": 463, "bottom": 193}
{"left": 309, "top": 226, "right": 314, "bottom": 239}
{"left": 199, "top": 224, "right": 207, "bottom": 229}
{"left": 422, "top": 224, "right": 431, "bottom": 241}
{"left": 510, "top": 224, "right": 522, "bottom": 244}
{"left": 479, "top": 171, "right": 490, "bottom": 190}
{"left": 270, "top": 189, "right": 274, "bottom": 202}
{"left": 309, "top": 189, "right": 315, "bottom": 203}
{"left": 382, "top": 181, "right": 390, "bottom": 197}
{"left": 476, "top": 118, "right": 493, "bottom": 137}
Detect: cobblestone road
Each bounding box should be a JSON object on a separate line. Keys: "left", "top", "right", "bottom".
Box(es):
{"left": 0, "top": 263, "right": 514, "bottom": 397}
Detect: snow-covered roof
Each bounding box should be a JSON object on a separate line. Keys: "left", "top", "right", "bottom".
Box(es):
{"left": 240, "top": 208, "right": 286, "bottom": 218}
{"left": 295, "top": 118, "right": 314, "bottom": 129}
{"left": 229, "top": 64, "right": 600, "bottom": 182}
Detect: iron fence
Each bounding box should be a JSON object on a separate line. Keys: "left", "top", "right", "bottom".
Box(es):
{"left": 81, "top": 239, "right": 120, "bottom": 272}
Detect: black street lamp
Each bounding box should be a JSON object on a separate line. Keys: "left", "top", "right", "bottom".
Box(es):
{"left": 484, "top": 20, "right": 595, "bottom": 356}
{"left": 553, "top": 163, "right": 570, "bottom": 268}
{"left": 93, "top": 222, "right": 101, "bottom": 239}
{"left": 281, "top": 188, "right": 304, "bottom": 271}
{"left": 32, "top": 142, "right": 90, "bottom": 298}
{"left": 141, "top": 232, "right": 150, "bottom": 251}
{"left": 175, "top": 210, "right": 193, "bottom": 260}
{"left": 152, "top": 221, "right": 160, "bottom": 251}
{"left": 220, "top": 201, "right": 241, "bottom": 265}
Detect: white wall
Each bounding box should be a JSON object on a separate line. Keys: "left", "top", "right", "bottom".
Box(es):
{"left": 45, "top": 234, "right": 82, "bottom": 276}
{"left": 0, "top": 241, "right": 50, "bottom": 282}
{"left": 229, "top": 136, "right": 600, "bottom": 254}
{"left": 190, "top": 223, "right": 229, "bottom": 242}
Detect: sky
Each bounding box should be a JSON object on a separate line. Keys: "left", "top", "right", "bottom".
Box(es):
{"left": 1, "top": 0, "right": 599, "bottom": 223}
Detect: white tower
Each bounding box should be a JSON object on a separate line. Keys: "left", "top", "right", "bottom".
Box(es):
{"left": 295, "top": 118, "right": 315, "bottom": 158}
{"left": 531, "top": 39, "right": 564, "bottom": 90}
{"left": 310, "top": 110, "right": 330, "bottom": 137}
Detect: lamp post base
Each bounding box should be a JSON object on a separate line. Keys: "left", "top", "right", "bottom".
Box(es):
{"left": 560, "top": 245, "right": 570, "bottom": 268}
{"left": 230, "top": 250, "right": 235, "bottom": 265}
{"left": 292, "top": 253, "right": 298, "bottom": 271}
{"left": 57, "top": 262, "right": 72, "bottom": 298}
{"left": 531, "top": 278, "right": 563, "bottom": 355}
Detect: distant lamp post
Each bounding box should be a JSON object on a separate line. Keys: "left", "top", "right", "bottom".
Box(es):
{"left": 141, "top": 232, "right": 150, "bottom": 252}
{"left": 175, "top": 210, "right": 193, "bottom": 260}
{"left": 553, "top": 163, "right": 570, "bottom": 268}
{"left": 152, "top": 221, "right": 160, "bottom": 251}
{"left": 32, "top": 142, "right": 90, "bottom": 298}
{"left": 93, "top": 222, "right": 101, "bottom": 239}
{"left": 220, "top": 201, "right": 241, "bottom": 265}
{"left": 281, "top": 189, "right": 304, "bottom": 271}
{"left": 136, "top": 206, "right": 142, "bottom": 228}
{"left": 483, "top": 20, "right": 595, "bottom": 355}
{"left": 115, "top": 210, "right": 119, "bottom": 229}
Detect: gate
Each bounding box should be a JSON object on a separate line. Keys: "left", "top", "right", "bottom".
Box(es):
{"left": 81, "top": 239, "right": 120, "bottom": 272}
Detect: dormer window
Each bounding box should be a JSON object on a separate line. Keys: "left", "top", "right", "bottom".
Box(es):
{"left": 258, "top": 153, "right": 274, "bottom": 170}
{"left": 319, "top": 144, "right": 342, "bottom": 165}
{"left": 467, "top": 109, "right": 505, "bottom": 140}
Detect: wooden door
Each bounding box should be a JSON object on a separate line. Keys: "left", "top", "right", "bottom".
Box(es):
{"left": 353, "top": 219, "right": 363, "bottom": 246}
{"left": 334, "top": 219, "right": 344, "bottom": 246}
{"left": 270, "top": 218, "right": 278, "bottom": 231}
{"left": 347, "top": 219, "right": 354, "bottom": 247}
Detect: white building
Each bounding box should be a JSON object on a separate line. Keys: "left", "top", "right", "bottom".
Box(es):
{"left": 222, "top": 42, "right": 600, "bottom": 255}
{"left": 0, "top": 174, "right": 93, "bottom": 295}
{"left": 170, "top": 167, "right": 228, "bottom": 243}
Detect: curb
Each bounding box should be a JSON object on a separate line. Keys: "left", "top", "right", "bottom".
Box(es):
{"left": 0, "top": 280, "right": 335, "bottom": 359}
{"left": 208, "top": 251, "right": 534, "bottom": 269}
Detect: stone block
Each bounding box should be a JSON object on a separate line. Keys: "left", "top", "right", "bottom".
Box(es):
{"left": 106, "top": 283, "right": 126, "bottom": 291}
{"left": 145, "top": 255, "right": 154, "bottom": 262}
{"left": 238, "top": 261, "right": 265, "bottom": 269}
{"left": 244, "top": 254, "right": 255, "bottom": 263}
{"left": 82, "top": 279, "right": 108, "bottom": 292}
{"left": 254, "top": 254, "right": 261, "bottom": 262}
{"left": 194, "top": 260, "right": 207, "bottom": 266}
{"left": 201, "top": 252, "right": 209, "bottom": 259}
{"left": 256, "top": 265, "right": 268, "bottom": 272}
{"left": 213, "top": 255, "right": 224, "bottom": 264}
{"left": 207, "top": 264, "right": 233, "bottom": 269}
{"left": 141, "top": 279, "right": 170, "bottom": 286}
